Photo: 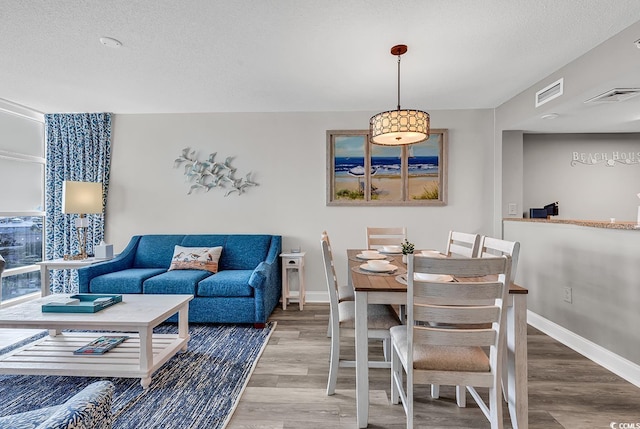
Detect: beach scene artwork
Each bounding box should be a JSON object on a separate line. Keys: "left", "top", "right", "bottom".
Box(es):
{"left": 330, "top": 130, "right": 445, "bottom": 205}
{"left": 407, "top": 134, "right": 442, "bottom": 201}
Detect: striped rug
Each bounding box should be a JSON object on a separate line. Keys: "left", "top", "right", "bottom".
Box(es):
{"left": 0, "top": 322, "right": 276, "bottom": 429}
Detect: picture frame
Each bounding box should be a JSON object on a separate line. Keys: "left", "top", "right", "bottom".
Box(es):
{"left": 326, "top": 129, "right": 448, "bottom": 206}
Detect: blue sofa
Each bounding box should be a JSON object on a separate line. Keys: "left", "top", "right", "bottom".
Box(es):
{"left": 77, "top": 234, "right": 282, "bottom": 327}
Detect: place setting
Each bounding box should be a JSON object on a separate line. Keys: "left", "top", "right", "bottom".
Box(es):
{"left": 352, "top": 249, "right": 392, "bottom": 262}
{"left": 395, "top": 272, "right": 454, "bottom": 285}
{"left": 378, "top": 245, "right": 403, "bottom": 254}
{"left": 352, "top": 259, "right": 405, "bottom": 276}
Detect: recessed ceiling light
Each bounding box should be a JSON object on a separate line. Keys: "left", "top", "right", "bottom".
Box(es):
{"left": 99, "top": 37, "right": 122, "bottom": 48}
{"left": 541, "top": 113, "right": 559, "bottom": 120}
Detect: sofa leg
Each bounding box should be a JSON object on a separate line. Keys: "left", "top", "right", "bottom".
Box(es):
{"left": 253, "top": 323, "right": 266, "bottom": 329}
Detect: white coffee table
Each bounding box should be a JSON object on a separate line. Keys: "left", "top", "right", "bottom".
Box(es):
{"left": 0, "top": 294, "right": 193, "bottom": 388}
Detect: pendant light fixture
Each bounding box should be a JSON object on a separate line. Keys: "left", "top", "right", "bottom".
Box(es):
{"left": 369, "top": 44, "right": 430, "bottom": 146}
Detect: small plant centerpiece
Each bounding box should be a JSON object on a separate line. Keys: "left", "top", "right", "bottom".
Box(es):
{"left": 401, "top": 239, "right": 414, "bottom": 263}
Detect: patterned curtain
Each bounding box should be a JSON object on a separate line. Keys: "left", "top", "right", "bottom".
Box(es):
{"left": 45, "top": 113, "right": 112, "bottom": 293}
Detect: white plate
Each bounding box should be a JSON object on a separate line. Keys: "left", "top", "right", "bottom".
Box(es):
{"left": 418, "top": 250, "right": 445, "bottom": 258}
{"left": 360, "top": 263, "right": 398, "bottom": 273}
{"left": 356, "top": 253, "right": 387, "bottom": 260}
{"left": 414, "top": 273, "right": 453, "bottom": 282}
{"left": 378, "top": 250, "right": 402, "bottom": 255}
{"left": 396, "top": 273, "right": 454, "bottom": 284}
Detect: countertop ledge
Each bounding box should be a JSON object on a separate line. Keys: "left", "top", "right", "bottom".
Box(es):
{"left": 503, "top": 218, "right": 640, "bottom": 230}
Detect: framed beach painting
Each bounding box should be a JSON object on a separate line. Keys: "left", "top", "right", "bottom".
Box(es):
{"left": 326, "top": 129, "right": 448, "bottom": 206}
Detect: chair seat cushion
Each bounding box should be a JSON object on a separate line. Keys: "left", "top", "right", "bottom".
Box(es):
{"left": 339, "top": 301, "right": 400, "bottom": 330}
{"left": 390, "top": 325, "right": 490, "bottom": 372}
{"left": 338, "top": 284, "right": 354, "bottom": 302}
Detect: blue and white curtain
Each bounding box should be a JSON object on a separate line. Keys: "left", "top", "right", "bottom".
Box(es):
{"left": 45, "top": 113, "right": 112, "bottom": 293}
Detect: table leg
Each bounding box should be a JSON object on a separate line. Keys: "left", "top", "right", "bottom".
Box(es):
{"left": 282, "top": 266, "right": 288, "bottom": 310}
{"left": 507, "top": 294, "right": 528, "bottom": 429}
{"left": 178, "top": 304, "right": 189, "bottom": 351}
{"left": 298, "top": 267, "right": 305, "bottom": 311}
{"left": 139, "top": 326, "right": 153, "bottom": 389}
{"left": 355, "top": 290, "right": 369, "bottom": 428}
{"left": 40, "top": 265, "right": 50, "bottom": 296}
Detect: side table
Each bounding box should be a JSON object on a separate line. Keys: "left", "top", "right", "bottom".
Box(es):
{"left": 36, "top": 257, "right": 110, "bottom": 296}
{"left": 280, "top": 252, "right": 306, "bottom": 310}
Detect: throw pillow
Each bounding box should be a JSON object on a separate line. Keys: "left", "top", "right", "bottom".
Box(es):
{"left": 168, "top": 245, "right": 223, "bottom": 273}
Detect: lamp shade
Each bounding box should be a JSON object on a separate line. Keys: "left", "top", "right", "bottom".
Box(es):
{"left": 62, "top": 181, "right": 103, "bottom": 214}
{"left": 369, "top": 109, "right": 430, "bottom": 145}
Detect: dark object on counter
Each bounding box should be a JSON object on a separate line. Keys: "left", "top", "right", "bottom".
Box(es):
{"left": 544, "top": 202, "right": 559, "bottom": 216}
{"left": 530, "top": 201, "right": 559, "bottom": 219}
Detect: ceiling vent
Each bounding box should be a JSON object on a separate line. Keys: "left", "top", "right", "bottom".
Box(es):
{"left": 584, "top": 88, "right": 640, "bottom": 104}
{"left": 535, "top": 78, "right": 563, "bottom": 107}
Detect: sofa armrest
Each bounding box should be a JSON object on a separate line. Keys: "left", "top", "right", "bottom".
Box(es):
{"left": 37, "top": 381, "right": 115, "bottom": 429}
{"left": 250, "top": 235, "right": 282, "bottom": 323}
{"left": 77, "top": 236, "right": 141, "bottom": 293}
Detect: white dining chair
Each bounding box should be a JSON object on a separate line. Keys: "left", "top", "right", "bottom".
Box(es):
{"left": 444, "top": 230, "right": 480, "bottom": 258}
{"left": 390, "top": 254, "right": 511, "bottom": 429}
{"left": 476, "top": 235, "right": 521, "bottom": 403}
{"left": 436, "top": 234, "right": 519, "bottom": 407}
{"left": 477, "top": 236, "right": 520, "bottom": 282}
{"left": 321, "top": 231, "right": 401, "bottom": 396}
{"left": 366, "top": 227, "right": 407, "bottom": 250}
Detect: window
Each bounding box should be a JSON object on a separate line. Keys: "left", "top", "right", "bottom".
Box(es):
{"left": 0, "top": 102, "right": 45, "bottom": 304}
{"left": 326, "top": 129, "right": 448, "bottom": 206}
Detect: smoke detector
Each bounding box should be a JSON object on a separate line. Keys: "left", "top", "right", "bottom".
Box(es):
{"left": 99, "top": 37, "right": 122, "bottom": 48}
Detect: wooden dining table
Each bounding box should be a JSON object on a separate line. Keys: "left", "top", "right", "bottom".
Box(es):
{"left": 348, "top": 249, "right": 528, "bottom": 429}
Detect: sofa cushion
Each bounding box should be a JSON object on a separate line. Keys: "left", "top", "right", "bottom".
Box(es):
{"left": 133, "top": 235, "right": 185, "bottom": 269}
{"left": 143, "top": 269, "right": 212, "bottom": 295}
{"left": 168, "top": 245, "right": 222, "bottom": 273}
{"left": 197, "top": 270, "right": 254, "bottom": 297}
{"left": 89, "top": 268, "right": 166, "bottom": 294}
{"left": 218, "top": 235, "right": 272, "bottom": 270}
{"left": 180, "top": 235, "right": 227, "bottom": 249}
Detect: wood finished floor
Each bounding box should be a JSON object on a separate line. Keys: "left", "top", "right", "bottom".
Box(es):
{"left": 228, "top": 303, "right": 640, "bottom": 429}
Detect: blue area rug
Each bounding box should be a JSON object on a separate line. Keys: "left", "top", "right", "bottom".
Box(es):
{"left": 0, "top": 322, "right": 275, "bottom": 429}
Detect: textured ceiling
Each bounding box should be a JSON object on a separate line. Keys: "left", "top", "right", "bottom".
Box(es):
{"left": 1, "top": 0, "right": 640, "bottom": 116}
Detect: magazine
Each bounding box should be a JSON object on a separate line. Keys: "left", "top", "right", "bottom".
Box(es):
{"left": 73, "top": 336, "right": 129, "bottom": 355}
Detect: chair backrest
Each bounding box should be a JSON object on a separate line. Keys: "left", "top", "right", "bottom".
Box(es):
{"left": 0, "top": 254, "right": 5, "bottom": 292}
{"left": 406, "top": 254, "right": 511, "bottom": 375}
{"left": 320, "top": 231, "right": 340, "bottom": 317}
{"left": 445, "top": 230, "right": 480, "bottom": 258}
{"left": 366, "top": 227, "right": 407, "bottom": 250}
{"left": 477, "top": 236, "right": 520, "bottom": 284}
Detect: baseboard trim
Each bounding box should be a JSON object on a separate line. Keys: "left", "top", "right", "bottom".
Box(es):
{"left": 305, "top": 291, "right": 329, "bottom": 303}
{"left": 527, "top": 310, "right": 640, "bottom": 388}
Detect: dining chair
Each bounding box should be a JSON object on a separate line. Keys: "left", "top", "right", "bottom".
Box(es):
{"left": 476, "top": 235, "right": 521, "bottom": 403}
{"left": 0, "top": 255, "right": 5, "bottom": 293}
{"left": 435, "top": 234, "right": 519, "bottom": 407}
{"left": 321, "top": 231, "right": 401, "bottom": 396}
{"left": 444, "top": 230, "right": 480, "bottom": 258}
{"left": 477, "top": 236, "right": 520, "bottom": 282}
{"left": 390, "top": 254, "right": 511, "bottom": 429}
{"left": 366, "top": 227, "right": 407, "bottom": 250}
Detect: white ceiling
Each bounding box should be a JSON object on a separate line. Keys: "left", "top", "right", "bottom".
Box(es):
{"left": 2, "top": 0, "right": 640, "bottom": 133}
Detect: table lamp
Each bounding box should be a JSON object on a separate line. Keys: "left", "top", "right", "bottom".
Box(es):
{"left": 62, "top": 181, "right": 103, "bottom": 259}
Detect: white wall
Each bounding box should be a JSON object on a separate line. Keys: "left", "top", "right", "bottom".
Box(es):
{"left": 523, "top": 133, "right": 640, "bottom": 221}
{"left": 504, "top": 220, "right": 640, "bottom": 368}
{"left": 106, "top": 109, "right": 494, "bottom": 300}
